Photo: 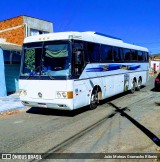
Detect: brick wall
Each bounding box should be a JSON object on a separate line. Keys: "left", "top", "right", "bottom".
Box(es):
{"left": 0, "top": 16, "right": 24, "bottom": 45}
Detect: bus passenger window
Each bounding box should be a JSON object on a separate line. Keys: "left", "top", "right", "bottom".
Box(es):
{"left": 131, "top": 50, "right": 138, "bottom": 61}
{"left": 87, "top": 43, "right": 100, "bottom": 62}
{"left": 113, "top": 47, "right": 119, "bottom": 61}
{"left": 119, "top": 48, "right": 124, "bottom": 61}
{"left": 101, "top": 45, "right": 113, "bottom": 62}
{"left": 144, "top": 52, "right": 149, "bottom": 61}
{"left": 138, "top": 51, "right": 143, "bottom": 61}
{"left": 123, "top": 49, "right": 131, "bottom": 61}
{"left": 113, "top": 47, "right": 123, "bottom": 61}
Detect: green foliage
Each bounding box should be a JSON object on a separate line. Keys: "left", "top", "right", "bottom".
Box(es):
{"left": 25, "top": 49, "right": 35, "bottom": 71}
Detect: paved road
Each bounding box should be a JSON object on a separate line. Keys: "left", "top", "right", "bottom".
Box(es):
{"left": 0, "top": 76, "right": 160, "bottom": 161}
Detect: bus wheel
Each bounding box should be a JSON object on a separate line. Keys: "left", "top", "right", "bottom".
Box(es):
{"left": 90, "top": 89, "right": 98, "bottom": 110}
{"left": 131, "top": 80, "right": 136, "bottom": 93}
{"left": 137, "top": 78, "right": 142, "bottom": 91}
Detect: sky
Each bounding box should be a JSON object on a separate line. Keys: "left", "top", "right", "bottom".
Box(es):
{"left": 0, "top": 0, "right": 160, "bottom": 54}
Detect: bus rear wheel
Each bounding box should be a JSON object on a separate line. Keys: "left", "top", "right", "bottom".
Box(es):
{"left": 90, "top": 89, "right": 98, "bottom": 110}
{"left": 136, "top": 78, "right": 142, "bottom": 91}
{"left": 131, "top": 80, "right": 136, "bottom": 93}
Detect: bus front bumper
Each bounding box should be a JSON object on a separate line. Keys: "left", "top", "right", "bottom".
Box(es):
{"left": 20, "top": 97, "right": 74, "bottom": 110}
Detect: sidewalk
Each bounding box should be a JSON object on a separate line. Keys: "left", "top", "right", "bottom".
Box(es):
{"left": 0, "top": 94, "right": 26, "bottom": 113}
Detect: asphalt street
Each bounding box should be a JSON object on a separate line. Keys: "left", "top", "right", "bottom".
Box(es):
{"left": 0, "top": 76, "right": 160, "bottom": 162}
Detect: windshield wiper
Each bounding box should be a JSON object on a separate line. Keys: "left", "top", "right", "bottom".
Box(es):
{"left": 46, "top": 72, "right": 55, "bottom": 80}
{"left": 25, "top": 65, "right": 41, "bottom": 79}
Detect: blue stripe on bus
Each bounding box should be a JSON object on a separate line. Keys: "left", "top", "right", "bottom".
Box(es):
{"left": 86, "top": 64, "right": 141, "bottom": 72}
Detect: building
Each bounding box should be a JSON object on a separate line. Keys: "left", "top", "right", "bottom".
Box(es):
{"left": 0, "top": 16, "right": 53, "bottom": 96}
{"left": 0, "top": 39, "right": 21, "bottom": 96}
{"left": 150, "top": 60, "right": 160, "bottom": 71}
{"left": 150, "top": 54, "right": 160, "bottom": 72}
{"left": 0, "top": 15, "right": 53, "bottom": 45}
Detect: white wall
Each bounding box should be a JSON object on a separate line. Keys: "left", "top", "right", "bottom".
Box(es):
{"left": 23, "top": 16, "right": 53, "bottom": 37}
{"left": 150, "top": 60, "right": 160, "bottom": 71}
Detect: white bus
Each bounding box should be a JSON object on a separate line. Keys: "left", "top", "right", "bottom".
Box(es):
{"left": 19, "top": 31, "right": 149, "bottom": 110}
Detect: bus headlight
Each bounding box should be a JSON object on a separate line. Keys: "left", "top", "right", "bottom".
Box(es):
{"left": 62, "top": 92, "right": 67, "bottom": 98}
{"left": 56, "top": 92, "right": 61, "bottom": 98}
{"left": 56, "top": 91, "right": 73, "bottom": 99}
{"left": 19, "top": 89, "right": 27, "bottom": 96}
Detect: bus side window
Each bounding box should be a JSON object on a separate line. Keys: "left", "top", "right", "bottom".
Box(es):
{"left": 118, "top": 48, "right": 124, "bottom": 61}
{"left": 101, "top": 45, "right": 113, "bottom": 62}
{"left": 138, "top": 51, "right": 143, "bottom": 61}
{"left": 147, "top": 52, "right": 149, "bottom": 61}
{"left": 87, "top": 43, "right": 100, "bottom": 62}
{"left": 131, "top": 50, "right": 138, "bottom": 61}
{"left": 113, "top": 47, "right": 119, "bottom": 61}
{"left": 123, "top": 49, "right": 131, "bottom": 61}
{"left": 144, "top": 52, "right": 149, "bottom": 62}
{"left": 113, "top": 47, "right": 123, "bottom": 62}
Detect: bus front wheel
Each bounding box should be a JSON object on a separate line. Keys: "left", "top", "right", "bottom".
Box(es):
{"left": 131, "top": 80, "right": 136, "bottom": 93}
{"left": 90, "top": 89, "right": 98, "bottom": 110}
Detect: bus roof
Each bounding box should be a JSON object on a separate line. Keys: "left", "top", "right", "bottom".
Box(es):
{"left": 24, "top": 31, "right": 148, "bottom": 52}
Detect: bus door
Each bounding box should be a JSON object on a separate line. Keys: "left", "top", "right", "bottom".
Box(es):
{"left": 74, "top": 49, "right": 84, "bottom": 75}
{"left": 73, "top": 50, "right": 87, "bottom": 108}
{"left": 72, "top": 42, "right": 88, "bottom": 108}
{"left": 73, "top": 42, "right": 85, "bottom": 76}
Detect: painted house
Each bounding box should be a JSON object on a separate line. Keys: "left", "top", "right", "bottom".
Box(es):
{"left": 150, "top": 54, "right": 160, "bottom": 72}
{"left": 150, "top": 60, "right": 160, "bottom": 72}
{"left": 0, "top": 16, "right": 53, "bottom": 96}
{"left": 0, "top": 40, "right": 21, "bottom": 95}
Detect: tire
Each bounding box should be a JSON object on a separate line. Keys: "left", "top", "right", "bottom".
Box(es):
{"left": 154, "top": 87, "right": 157, "bottom": 92}
{"left": 136, "top": 78, "right": 142, "bottom": 91}
{"left": 155, "top": 85, "right": 159, "bottom": 92}
{"left": 131, "top": 80, "right": 136, "bottom": 93}
{"left": 90, "top": 89, "right": 98, "bottom": 110}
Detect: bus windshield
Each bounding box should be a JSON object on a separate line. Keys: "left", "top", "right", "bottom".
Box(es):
{"left": 21, "top": 41, "right": 71, "bottom": 77}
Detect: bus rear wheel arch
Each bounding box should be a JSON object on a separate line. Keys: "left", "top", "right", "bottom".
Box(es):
{"left": 130, "top": 78, "right": 137, "bottom": 93}
{"left": 136, "top": 76, "right": 142, "bottom": 91}
{"left": 90, "top": 86, "right": 102, "bottom": 110}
